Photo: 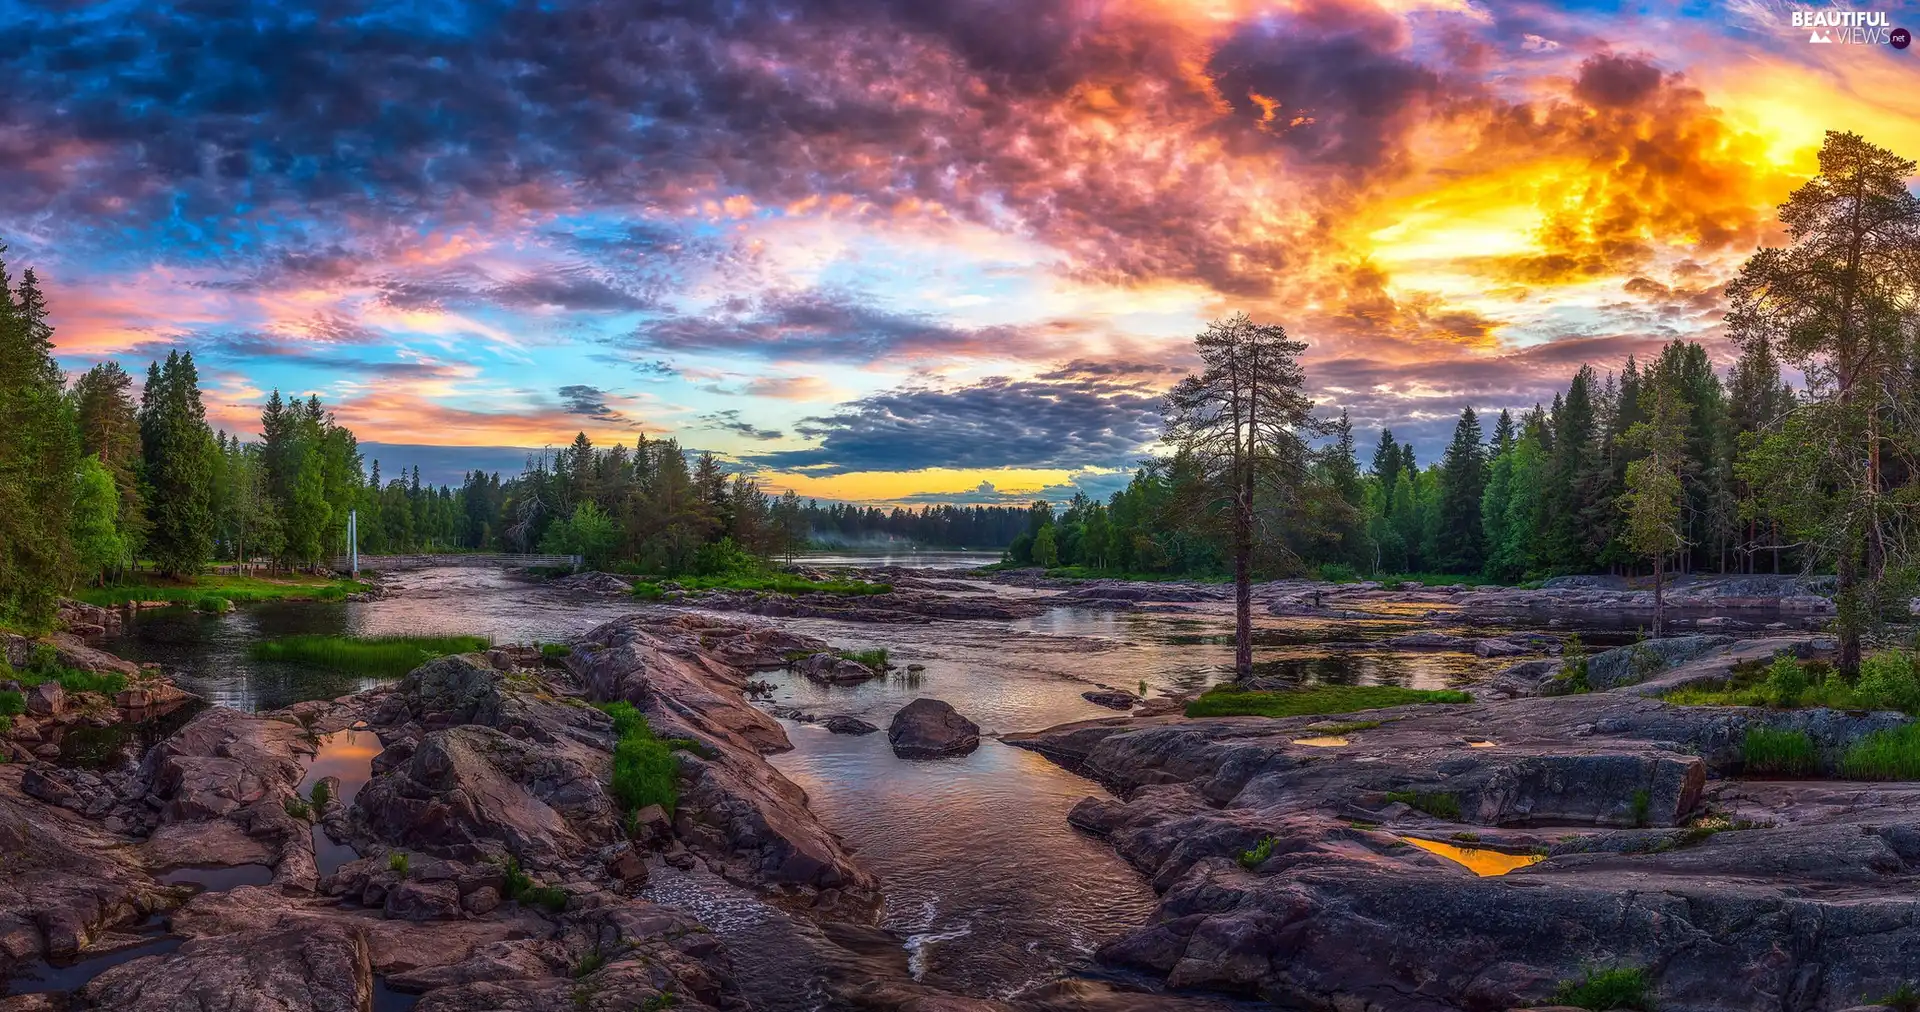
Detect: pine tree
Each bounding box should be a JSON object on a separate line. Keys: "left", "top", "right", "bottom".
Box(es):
{"left": 1620, "top": 375, "right": 1691, "bottom": 637}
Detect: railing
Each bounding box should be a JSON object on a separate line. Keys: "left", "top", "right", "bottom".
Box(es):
{"left": 329, "top": 553, "right": 582, "bottom": 574}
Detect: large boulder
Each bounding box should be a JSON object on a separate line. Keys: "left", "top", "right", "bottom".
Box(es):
{"left": 78, "top": 924, "right": 372, "bottom": 1011}
{"left": 0, "top": 768, "right": 163, "bottom": 972}
{"left": 393, "top": 653, "right": 605, "bottom": 746}
{"left": 139, "top": 707, "right": 310, "bottom": 822}
{"left": 1586, "top": 635, "right": 1733, "bottom": 690}
{"left": 350, "top": 725, "right": 618, "bottom": 866}
{"left": 887, "top": 699, "right": 979, "bottom": 759}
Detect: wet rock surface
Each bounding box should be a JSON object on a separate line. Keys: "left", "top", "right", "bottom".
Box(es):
{"left": 887, "top": 698, "right": 981, "bottom": 759}
{"left": 1008, "top": 679, "right": 1920, "bottom": 1011}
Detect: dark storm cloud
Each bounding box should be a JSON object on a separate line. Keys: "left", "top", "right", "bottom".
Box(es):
{"left": 633, "top": 289, "right": 1044, "bottom": 362}
{"left": 1573, "top": 52, "right": 1665, "bottom": 109}
{"left": 748, "top": 377, "right": 1164, "bottom": 475}
{"left": 557, "top": 384, "right": 625, "bottom": 421}
{"left": 698, "top": 409, "right": 783, "bottom": 441}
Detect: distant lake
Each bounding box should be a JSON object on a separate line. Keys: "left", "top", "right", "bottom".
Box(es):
{"left": 787, "top": 549, "right": 997, "bottom": 570}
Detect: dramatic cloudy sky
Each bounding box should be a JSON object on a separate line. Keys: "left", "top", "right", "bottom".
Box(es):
{"left": 8, "top": 0, "right": 1919, "bottom": 497}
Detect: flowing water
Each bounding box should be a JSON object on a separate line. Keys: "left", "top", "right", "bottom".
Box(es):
{"left": 99, "top": 565, "right": 1577, "bottom": 1006}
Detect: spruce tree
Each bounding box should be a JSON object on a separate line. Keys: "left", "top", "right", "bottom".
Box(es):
{"left": 140, "top": 351, "right": 216, "bottom": 578}
{"left": 0, "top": 247, "right": 79, "bottom": 626}
{"left": 1434, "top": 409, "right": 1487, "bottom": 572}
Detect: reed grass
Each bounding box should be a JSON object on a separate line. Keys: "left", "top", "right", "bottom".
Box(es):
{"left": 249, "top": 634, "right": 490, "bottom": 676}
{"left": 1185, "top": 684, "right": 1471, "bottom": 719}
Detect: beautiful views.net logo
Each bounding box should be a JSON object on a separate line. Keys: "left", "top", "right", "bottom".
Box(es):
{"left": 1789, "top": 8, "right": 1907, "bottom": 46}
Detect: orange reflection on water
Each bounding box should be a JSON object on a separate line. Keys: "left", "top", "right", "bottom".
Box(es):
{"left": 1291, "top": 736, "right": 1350, "bottom": 747}
{"left": 1402, "top": 836, "right": 1544, "bottom": 876}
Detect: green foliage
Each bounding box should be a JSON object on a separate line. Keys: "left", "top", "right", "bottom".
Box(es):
{"left": 1316, "top": 562, "right": 1360, "bottom": 582}
{"left": 0, "top": 254, "right": 79, "bottom": 631}
{"left": 571, "top": 947, "right": 607, "bottom": 978}
{"left": 1238, "top": 835, "right": 1277, "bottom": 869}
{"left": 3, "top": 651, "right": 128, "bottom": 697}
{"left": 1840, "top": 724, "right": 1920, "bottom": 780}
{"left": 196, "top": 595, "right": 231, "bottom": 614}
{"left": 140, "top": 350, "right": 217, "bottom": 578}
{"left": 284, "top": 796, "right": 311, "bottom": 820}
{"left": 1555, "top": 634, "right": 1591, "bottom": 693}
{"left": 1857, "top": 652, "right": 1920, "bottom": 712}
{"left": 1384, "top": 790, "right": 1462, "bottom": 820}
{"left": 540, "top": 642, "right": 572, "bottom": 659}
{"left": 388, "top": 851, "right": 409, "bottom": 877}
{"left": 539, "top": 501, "right": 619, "bottom": 569}
{"left": 1553, "top": 966, "right": 1654, "bottom": 1011}
{"left": 1185, "top": 684, "right": 1470, "bottom": 719}
{"left": 1630, "top": 789, "right": 1651, "bottom": 828}
{"left": 75, "top": 572, "right": 366, "bottom": 607}
{"left": 69, "top": 455, "right": 126, "bottom": 585}
{"left": 0, "top": 690, "right": 23, "bottom": 718}
{"left": 596, "top": 701, "right": 681, "bottom": 817}
{"left": 310, "top": 780, "right": 332, "bottom": 810}
{"left": 249, "top": 634, "right": 490, "bottom": 676}
{"left": 497, "top": 854, "right": 571, "bottom": 911}
{"left": 1876, "top": 981, "right": 1920, "bottom": 1012}
{"left": 641, "top": 993, "right": 677, "bottom": 1011}
{"left": 1765, "top": 654, "right": 1810, "bottom": 707}
{"left": 1742, "top": 728, "right": 1817, "bottom": 775}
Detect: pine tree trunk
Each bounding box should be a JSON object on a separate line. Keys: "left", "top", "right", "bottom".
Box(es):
{"left": 1838, "top": 547, "right": 1862, "bottom": 677}
{"left": 1653, "top": 553, "right": 1665, "bottom": 639}
{"left": 1234, "top": 476, "right": 1253, "bottom": 681}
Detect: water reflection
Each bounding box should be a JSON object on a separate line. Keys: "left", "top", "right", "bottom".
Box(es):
{"left": 788, "top": 550, "right": 994, "bottom": 570}
{"left": 298, "top": 728, "right": 383, "bottom": 877}
{"left": 1402, "top": 837, "right": 1545, "bottom": 876}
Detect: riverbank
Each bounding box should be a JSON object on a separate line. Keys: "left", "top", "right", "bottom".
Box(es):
{"left": 1005, "top": 633, "right": 1920, "bottom": 1011}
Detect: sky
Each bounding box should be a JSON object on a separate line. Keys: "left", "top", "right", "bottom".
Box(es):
{"left": 7, "top": 0, "right": 1920, "bottom": 498}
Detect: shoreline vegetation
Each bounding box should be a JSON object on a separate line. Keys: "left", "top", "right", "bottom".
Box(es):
{"left": 74, "top": 571, "right": 369, "bottom": 609}
{"left": 1185, "top": 683, "right": 1474, "bottom": 719}
{"left": 248, "top": 634, "right": 491, "bottom": 676}
{"left": 631, "top": 570, "right": 890, "bottom": 599}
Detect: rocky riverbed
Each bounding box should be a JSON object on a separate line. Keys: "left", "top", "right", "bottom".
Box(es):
{"left": 5, "top": 567, "right": 1909, "bottom": 1012}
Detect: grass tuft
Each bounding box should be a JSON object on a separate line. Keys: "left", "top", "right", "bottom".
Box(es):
{"left": 310, "top": 780, "right": 332, "bottom": 810}
{"left": 1186, "top": 684, "right": 1470, "bottom": 719}
{"left": 1384, "top": 790, "right": 1463, "bottom": 820}
{"left": 540, "top": 642, "right": 572, "bottom": 659}
{"left": 1742, "top": 727, "right": 1817, "bottom": 776}
{"left": 284, "top": 796, "right": 311, "bottom": 820}
{"left": 388, "top": 851, "right": 409, "bottom": 878}
{"left": 1840, "top": 724, "right": 1920, "bottom": 780}
{"left": 1630, "top": 789, "right": 1651, "bottom": 828}
{"left": 596, "top": 701, "right": 681, "bottom": 817}
{"left": 1552, "top": 966, "right": 1654, "bottom": 1011}
{"left": 249, "top": 634, "right": 490, "bottom": 677}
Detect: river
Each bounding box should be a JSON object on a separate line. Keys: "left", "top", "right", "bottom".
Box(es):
{"left": 99, "top": 563, "right": 1567, "bottom": 1008}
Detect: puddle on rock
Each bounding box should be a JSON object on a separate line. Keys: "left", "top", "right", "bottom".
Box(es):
{"left": 373, "top": 977, "right": 419, "bottom": 1011}
{"left": 298, "top": 727, "right": 382, "bottom": 877}
{"left": 1466, "top": 739, "right": 1498, "bottom": 748}
{"left": 1291, "top": 736, "right": 1350, "bottom": 747}
{"left": 156, "top": 864, "right": 275, "bottom": 891}
{"left": 1402, "top": 837, "right": 1544, "bottom": 876}
{"left": 3, "top": 931, "right": 181, "bottom": 995}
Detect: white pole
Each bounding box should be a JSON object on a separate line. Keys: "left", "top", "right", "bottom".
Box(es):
{"left": 349, "top": 509, "right": 359, "bottom": 576}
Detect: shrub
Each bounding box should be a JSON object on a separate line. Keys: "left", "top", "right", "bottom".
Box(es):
{"left": 1840, "top": 723, "right": 1920, "bottom": 780}
{"left": 571, "top": 947, "right": 607, "bottom": 978}
{"left": 1878, "top": 982, "right": 1920, "bottom": 1012}
{"left": 388, "top": 851, "right": 410, "bottom": 878}
{"left": 196, "top": 595, "right": 231, "bottom": 614}
{"left": 0, "top": 691, "right": 23, "bottom": 718}
{"left": 1238, "top": 836, "right": 1277, "bottom": 869}
{"left": 540, "top": 642, "right": 572, "bottom": 659}
{"left": 691, "top": 536, "right": 758, "bottom": 577}
{"left": 1316, "top": 562, "right": 1359, "bottom": 582}
{"left": 1742, "top": 727, "right": 1817, "bottom": 775}
{"left": 1556, "top": 634, "right": 1591, "bottom": 693}
{"left": 310, "top": 780, "right": 332, "bottom": 810}
{"left": 1553, "top": 966, "right": 1653, "bottom": 1011}
{"left": 1857, "top": 651, "right": 1920, "bottom": 713}
{"left": 1385, "top": 790, "right": 1462, "bottom": 820}
{"left": 1764, "top": 655, "right": 1810, "bottom": 708}
{"left": 284, "top": 796, "right": 312, "bottom": 820}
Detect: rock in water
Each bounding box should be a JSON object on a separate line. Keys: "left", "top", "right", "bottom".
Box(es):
{"left": 1081, "top": 689, "right": 1139, "bottom": 711}
{"left": 822, "top": 715, "right": 879, "bottom": 735}
{"left": 887, "top": 699, "right": 979, "bottom": 759}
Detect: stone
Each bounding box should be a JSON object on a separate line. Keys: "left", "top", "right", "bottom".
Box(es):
{"left": 887, "top": 699, "right": 980, "bottom": 759}
{"left": 461, "top": 885, "right": 500, "bottom": 915}
{"left": 1081, "top": 689, "right": 1139, "bottom": 711}
{"left": 384, "top": 878, "right": 463, "bottom": 921}
{"left": 794, "top": 652, "right": 880, "bottom": 685}
{"left": 78, "top": 924, "right": 371, "bottom": 1011}
{"left": 606, "top": 847, "right": 649, "bottom": 886}
{"left": 24, "top": 683, "right": 63, "bottom": 717}
{"left": 822, "top": 715, "right": 880, "bottom": 735}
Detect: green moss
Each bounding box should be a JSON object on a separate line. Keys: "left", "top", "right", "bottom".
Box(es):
{"left": 249, "top": 634, "right": 491, "bottom": 676}
{"left": 1238, "top": 835, "right": 1277, "bottom": 869}
{"left": 1185, "top": 685, "right": 1470, "bottom": 719}
{"left": 1742, "top": 727, "right": 1817, "bottom": 775}
{"left": 1384, "top": 790, "right": 1462, "bottom": 820}
{"left": 1552, "top": 966, "right": 1654, "bottom": 1011}
{"left": 1840, "top": 724, "right": 1920, "bottom": 780}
